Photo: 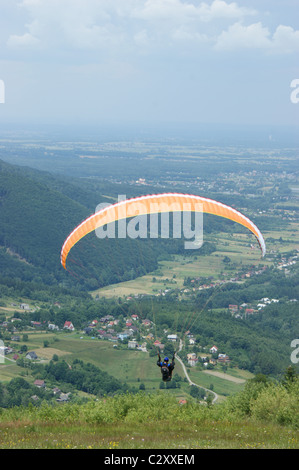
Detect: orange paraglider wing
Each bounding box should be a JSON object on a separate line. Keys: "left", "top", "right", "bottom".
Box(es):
{"left": 60, "top": 193, "right": 266, "bottom": 269}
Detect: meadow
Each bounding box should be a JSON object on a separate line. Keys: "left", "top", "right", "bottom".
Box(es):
{"left": 92, "top": 227, "right": 298, "bottom": 299}
{"left": 0, "top": 329, "right": 249, "bottom": 400}
{"left": 0, "top": 386, "right": 298, "bottom": 449}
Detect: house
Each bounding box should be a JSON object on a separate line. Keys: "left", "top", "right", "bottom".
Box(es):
{"left": 20, "top": 303, "right": 30, "bottom": 310}
{"left": 34, "top": 379, "right": 45, "bottom": 388}
{"left": 218, "top": 354, "right": 230, "bottom": 363}
{"left": 167, "top": 334, "right": 177, "bottom": 342}
{"left": 64, "top": 321, "right": 75, "bottom": 331}
{"left": 100, "top": 332, "right": 112, "bottom": 340}
{"left": 209, "top": 345, "right": 218, "bottom": 354}
{"left": 11, "top": 336, "right": 20, "bottom": 342}
{"left": 0, "top": 346, "right": 10, "bottom": 356}
{"left": 229, "top": 304, "right": 238, "bottom": 313}
{"left": 118, "top": 333, "right": 129, "bottom": 341}
{"left": 187, "top": 353, "right": 197, "bottom": 366}
{"left": 245, "top": 308, "right": 255, "bottom": 315}
{"left": 84, "top": 327, "right": 93, "bottom": 335}
{"left": 154, "top": 340, "right": 164, "bottom": 351}
{"left": 109, "top": 336, "right": 118, "bottom": 342}
{"left": 26, "top": 351, "right": 38, "bottom": 360}
{"left": 48, "top": 323, "right": 59, "bottom": 330}
{"left": 30, "top": 395, "right": 39, "bottom": 402}
{"left": 100, "top": 315, "right": 114, "bottom": 323}
{"left": 56, "top": 392, "right": 71, "bottom": 402}
{"left": 128, "top": 340, "right": 138, "bottom": 349}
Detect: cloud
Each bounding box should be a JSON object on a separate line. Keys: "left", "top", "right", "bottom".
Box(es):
{"left": 7, "top": 32, "right": 40, "bottom": 48}
{"left": 132, "top": 0, "right": 256, "bottom": 22}
{"left": 272, "top": 25, "right": 299, "bottom": 54}
{"left": 5, "top": 0, "right": 299, "bottom": 56}
{"left": 6, "top": 0, "right": 256, "bottom": 52}
{"left": 7, "top": 0, "right": 126, "bottom": 51}
{"left": 215, "top": 21, "right": 299, "bottom": 53}
{"left": 214, "top": 22, "right": 271, "bottom": 50}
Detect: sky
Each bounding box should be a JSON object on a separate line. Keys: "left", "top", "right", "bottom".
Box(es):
{"left": 0, "top": 0, "right": 298, "bottom": 130}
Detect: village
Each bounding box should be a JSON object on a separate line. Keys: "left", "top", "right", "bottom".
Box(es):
{"left": 1, "top": 308, "right": 233, "bottom": 377}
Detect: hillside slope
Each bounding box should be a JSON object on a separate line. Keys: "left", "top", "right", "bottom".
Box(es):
{"left": 0, "top": 159, "right": 165, "bottom": 289}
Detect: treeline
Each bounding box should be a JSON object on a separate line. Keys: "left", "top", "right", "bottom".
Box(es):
{"left": 38, "top": 358, "right": 130, "bottom": 396}
{"left": 0, "top": 377, "right": 54, "bottom": 408}
{"left": 0, "top": 358, "right": 131, "bottom": 408}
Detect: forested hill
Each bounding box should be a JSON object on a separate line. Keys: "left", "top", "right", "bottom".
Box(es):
{"left": 0, "top": 159, "right": 88, "bottom": 283}
{"left": 0, "top": 159, "right": 163, "bottom": 289}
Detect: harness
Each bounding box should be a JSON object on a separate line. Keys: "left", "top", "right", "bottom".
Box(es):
{"left": 161, "top": 364, "right": 170, "bottom": 379}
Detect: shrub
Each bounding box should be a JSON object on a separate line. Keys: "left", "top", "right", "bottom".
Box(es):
{"left": 250, "top": 380, "right": 299, "bottom": 429}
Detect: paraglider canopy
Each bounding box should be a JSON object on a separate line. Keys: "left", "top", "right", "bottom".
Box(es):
{"left": 60, "top": 193, "right": 266, "bottom": 270}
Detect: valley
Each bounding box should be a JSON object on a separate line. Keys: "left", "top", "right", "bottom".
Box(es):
{"left": 0, "top": 130, "right": 298, "bottom": 412}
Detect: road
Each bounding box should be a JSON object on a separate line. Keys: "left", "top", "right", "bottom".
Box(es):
{"left": 176, "top": 339, "right": 219, "bottom": 404}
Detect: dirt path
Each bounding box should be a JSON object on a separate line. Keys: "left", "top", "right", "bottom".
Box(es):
{"left": 176, "top": 340, "right": 219, "bottom": 403}
{"left": 203, "top": 370, "right": 246, "bottom": 383}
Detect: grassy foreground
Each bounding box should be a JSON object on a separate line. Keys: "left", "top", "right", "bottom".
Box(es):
{"left": 0, "top": 418, "right": 297, "bottom": 449}
{"left": 0, "top": 378, "right": 299, "bottom": 449}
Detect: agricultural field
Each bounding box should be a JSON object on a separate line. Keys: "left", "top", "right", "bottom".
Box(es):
{"left": 0, "top": 329, "right": 249, "bottom": 400}
{"left": 92, "top": 224, "right": 299, "bottom": 299}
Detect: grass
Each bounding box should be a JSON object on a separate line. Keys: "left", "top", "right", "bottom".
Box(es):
{"left": 189, "top": 370, "right": 246, "bottom": 397}
{"left": 0, "top": 420, "right": 298, "bottom": 449}
{"left": 0, "top": 393, "right": 298, "bottom": 449}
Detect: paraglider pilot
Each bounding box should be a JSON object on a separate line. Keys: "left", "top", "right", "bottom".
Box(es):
{"left": 157, "top": 352, "right": 175, "bottom": 382}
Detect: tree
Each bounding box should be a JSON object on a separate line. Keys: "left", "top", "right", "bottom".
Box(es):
{"left": 282, "top": 366, "right": 298, "bottom": 389}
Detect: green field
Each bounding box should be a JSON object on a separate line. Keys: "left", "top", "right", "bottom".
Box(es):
{"left": 92, "top": 227, "right": 298, "bottom": 299}
{"left": 0, "top": 330, "right": 249, "bottom": 399}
